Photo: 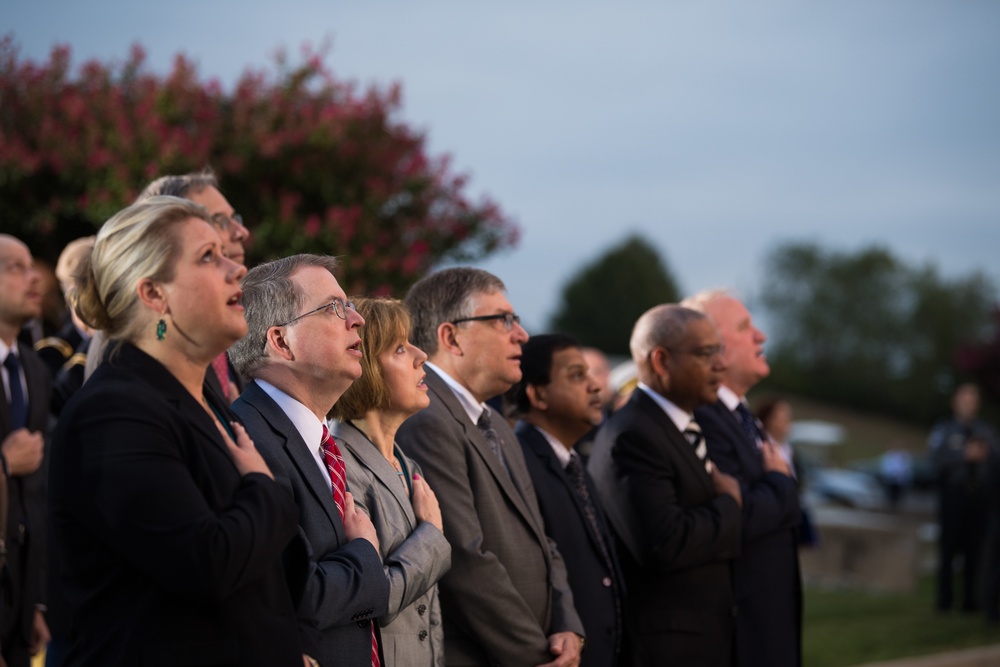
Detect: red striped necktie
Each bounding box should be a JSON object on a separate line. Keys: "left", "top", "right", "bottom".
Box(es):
{"left": 320, "top": 425, "right": 381, "bottom": 667}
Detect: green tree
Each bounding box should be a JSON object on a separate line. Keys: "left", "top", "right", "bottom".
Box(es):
{"left": 0, "top": 37, "right": 517, "bottom": 295}
{"left": 549, "top": 234, "right": 680, "bottom": 355}
{"left": 759, "top": 242, "right": 996, "bottom": 423}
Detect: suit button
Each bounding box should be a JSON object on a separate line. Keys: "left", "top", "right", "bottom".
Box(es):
{"left": 602, "top": 577, "right": 612, "bottom": 587}
{"left": 418, "top": 630, "right": 428, "bottom": 641}
{"left": 417, "top": 604, "right": 427, "bottom": 616}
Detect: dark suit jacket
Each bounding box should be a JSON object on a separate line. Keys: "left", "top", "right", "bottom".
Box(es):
{"left": 396, "top": 367, "right": 584, "bottom": 666}
{"left": 516, "top": 422, "right": 627, "bottom": 667}
{"left": 232, "top": 381, "right": 389, "bottom": 667}
{"left": 695, "top": 399, "right": 802, "bottom": 667}
{"left": 589, "top": 390, "right": 741, "bottom": 667}
{"left": 48, "top": 343, "right": 310, "bottom": 666}
{"left": 0, "top": 342, "right": 49, "bottom": 655}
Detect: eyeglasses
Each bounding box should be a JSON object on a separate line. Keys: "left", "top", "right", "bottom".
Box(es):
{"left": 209, "top": 212, "right": 247, "bottom": 232}
{"left": 451, "top": 312, "right": 522, "bottom": 332}
{"left": 277, "top": 297, "right": 356, "bottom": 327}
{"left": 670, "top": 344, "right": 725, "bottom": 362}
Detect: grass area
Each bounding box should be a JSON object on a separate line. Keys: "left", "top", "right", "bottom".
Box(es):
{"left": 804, "top": 577, "right": 1000, "bottom": 667}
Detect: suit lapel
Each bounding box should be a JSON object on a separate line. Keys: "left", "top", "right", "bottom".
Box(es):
{"left": 518, "top": 422, "right": 611, "bottom": 559}
{"left": 709, "top": 399, "right": 763, "bottom": 474}
{"left": 633, "top": 391, "right": 714, "bottom": 495}
{"left": 335, "top": 421, "right": 416, "bottom": 530}
{"left": 424, "top": 368, "right": 545, "bottom": 539}
{"left": 241, "top": 382, "right": 343, "bottom": 531}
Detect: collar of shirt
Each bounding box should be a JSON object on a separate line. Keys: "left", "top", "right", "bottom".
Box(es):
{"left": 532, "top": 423, "right": 575, "bottom": 469}
{"left": 256, "top": 378, "right": 330, "bottom": 490}
{"left": 0, "top": 338, "right": 21, "bottom": 404}
{"left": 717, "top": 384, "right": 742, "bottom": 411}
{"left": 425, "top": 360, "right": 486, "bottom": 426}
{"left": 0, "top": 338, "right": 15, "bottom": 363}
{"left": 637, "top": 382, "right": 694, "bottom": 434}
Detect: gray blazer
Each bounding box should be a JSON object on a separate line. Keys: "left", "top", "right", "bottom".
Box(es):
{"left": 334, "top": 420, "right": 452, "bottom": 667}
{"left": 232, "top": 381, "right": 390, "bottom": 667}
{"left": 396, "top": 368, "right": 583, "bottom": 666}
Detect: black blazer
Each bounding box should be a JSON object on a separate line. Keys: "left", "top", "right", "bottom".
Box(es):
{"left": 516, "top": 422, "right": 627, "bottom": 667}
{"left": 232, "top": 381, "right": 389, "bottom": 667}
{"left": 589, "top": 390, "right": 741, "bottom": 667}
{"left": 48, "top": 343, "right": 311, "bottom": 666}
{"left": 695, "top": 399, "right": 802, "bottom": 667}
{"left": 0, "top": 342, "right": 49, "bottom": 650}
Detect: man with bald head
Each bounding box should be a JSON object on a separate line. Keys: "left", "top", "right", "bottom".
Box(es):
{"left": 588, "top": 304, "right": 742, "bottom": 666}
{"left": 682, "top": 290, "right": 800, "bottom": 667}
{"left": 0, "top": 235, "right": 50, "bottom": 666}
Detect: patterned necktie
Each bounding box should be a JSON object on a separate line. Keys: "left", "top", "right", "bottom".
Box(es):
{"left": 477, "top": 408, "right": 511, "bottom": 477}
{"left": 683, "top": 420, "right": 712, "bottom": 473}
{"left": 565, "top": 455, "right": 615, "bottom": 569}
{"left": 4, "top": 353, "right": 27, "bottom": 430}
{"left": 564, "top": 453, "right": 622, "bottom": 649}
{"left": 211, "top": 353, "right": 231, "bottom": 401}
{"left": 734, "top": 403, "right": 762, "bottom": 448}
{"left": 320, "top": 425, "right": 381, "bottom": 667}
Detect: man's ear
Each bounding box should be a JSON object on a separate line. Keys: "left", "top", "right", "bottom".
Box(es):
{"left": 265, "top": 325, "right": 295, "bottom": 362}
{"left": 526, "top": 383, "right": 547, "bottom": 411}
{"left": 649, "top": 346, "right": 671, "bottom": 387}
{"left": 437, "top": 322, "right": 463, "bottom": 357}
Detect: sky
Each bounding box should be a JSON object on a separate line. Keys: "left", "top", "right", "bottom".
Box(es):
{"left": 4, "top": 1, "right": 1000, "bottom": 333}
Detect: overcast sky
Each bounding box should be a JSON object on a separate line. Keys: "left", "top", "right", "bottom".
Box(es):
{"left": 5, "top": 1, "right": 999, "bottom": 332}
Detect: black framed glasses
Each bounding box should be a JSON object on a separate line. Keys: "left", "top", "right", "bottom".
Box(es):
{"left": 451, "top": 312, "right": 521, "bottom": 332}
{"left": 277, "top": 297, "right": 356, "bottom": 327}
{"left": 669, "top": 344, "right": 725, "bottom": 362}
{"left": 209, "top": 212, "right": 247, "bottom": 232}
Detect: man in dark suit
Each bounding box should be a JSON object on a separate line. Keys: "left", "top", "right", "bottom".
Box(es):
{"left": 588, "top": 304, "right": 742, "bottom": 666}
{"left": 683, "top": 290, "right": 801, "bottom": 667}
{"left": 507, "top": 333, "right": 627, "bottom": 667}
{"left": 396, "top": 268, "right": 585, "bottom": 666}
{"left": 0, "top": 235, "right": 50, "bottom": 667}
{"left": 230, "top": 254, "right": 389, "bottom": 667}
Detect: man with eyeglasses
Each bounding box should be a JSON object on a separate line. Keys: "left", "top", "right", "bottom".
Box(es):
{"left": 0, "top": 235, "right": 50, "bottom": 667}
{"left": 587, "top": 304, "right": 742, "bottom": 666}
{"left": 396, "top": 268, "right": 585, "bottom": 667}
{"left": 229, "top": 254, "right": 389, "bottom": 667}
{"left": 136, "top": 169, "right": 250, "bottom": 401}
{"left": 682, "top": 290, "right": 800, "bottom": 667}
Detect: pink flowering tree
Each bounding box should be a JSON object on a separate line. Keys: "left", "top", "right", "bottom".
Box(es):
{"left": 0, "top": 37, "right": 518, "bottom": 295}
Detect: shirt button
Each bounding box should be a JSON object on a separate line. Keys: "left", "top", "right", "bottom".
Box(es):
{"left": 419, "top": 630, "right": 428, "bottom": 641}
{"left": 602, "top": 577, "right": 612, "bottom": 587}
{"left": 417, "top": 604, "right": 427, "bottom": 616}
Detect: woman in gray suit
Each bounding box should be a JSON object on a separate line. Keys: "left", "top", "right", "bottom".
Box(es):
{"left": 330, "top": 297, "right": 452, "bottom": 667}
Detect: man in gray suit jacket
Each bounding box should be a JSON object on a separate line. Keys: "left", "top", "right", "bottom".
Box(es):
{"left": 396, "top": 268, "right": 585, "bottom": 667}
{"left": 230, "top": 254, "right": 390, "bottom": 667}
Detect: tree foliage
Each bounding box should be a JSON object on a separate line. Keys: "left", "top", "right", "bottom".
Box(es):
{"left": 549, "top": 234, "right": 680, "bottom": 356}
{"left": 0, "top": 37, "right": 517, "bottom": 295}
{"left": 759, "top": 242, "right": 996, "bottom": 423}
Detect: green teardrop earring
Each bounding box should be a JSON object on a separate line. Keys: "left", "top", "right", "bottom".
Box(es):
{"left": 156, "top": 319, "right": 167, "bottom": 341}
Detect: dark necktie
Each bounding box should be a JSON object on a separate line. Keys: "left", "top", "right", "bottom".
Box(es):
{"left": 734, "top": 403, "right": 762, "bottom": 448}
{"left": 4, "top": 353, "right": 27, "bottom": 430}
{"left": 321, "top": 426, "right": 380, "bottom": 667}
{"left": 477, "top": 409, "right": 511, "bottom": 477}
{"left": 564, "top": 454, "right": 622, "bottom": 651}
{"left": 565, "top": 455, "right": 614, "bottom": 567}
{"left": 683, "top": 420, "right": 711, "bottom": 473}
